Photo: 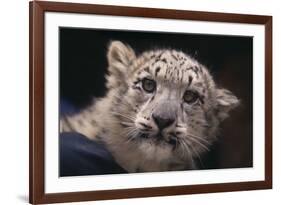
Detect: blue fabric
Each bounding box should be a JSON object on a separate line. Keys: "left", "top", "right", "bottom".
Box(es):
{"left": 60, "top": 132, "right": 127, "bottom": 176}
{"left": 60, "top": 99, "right": 80, "bottom": 116}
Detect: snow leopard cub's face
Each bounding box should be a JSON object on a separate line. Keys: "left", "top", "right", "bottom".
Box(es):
{"left": 106, "top": 41, "right": 239, "bottom": 165}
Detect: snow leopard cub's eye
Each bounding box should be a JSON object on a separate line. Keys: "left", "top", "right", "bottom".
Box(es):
{"left": 183, "top": 90, "right": 199, "bottom": 104}
{"left": 142, "top": 78, "right": 156, "bottom": 93}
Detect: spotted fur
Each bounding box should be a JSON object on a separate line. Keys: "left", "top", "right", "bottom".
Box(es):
{"left": 60, "top": 41, "right": 239, "bottom": 172}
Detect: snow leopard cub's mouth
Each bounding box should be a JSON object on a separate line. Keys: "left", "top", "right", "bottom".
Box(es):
{"left": 138, "top": 132, "right": 178, "bottom": 147}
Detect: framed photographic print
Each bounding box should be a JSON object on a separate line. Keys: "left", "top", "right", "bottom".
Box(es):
{"left": 29, "top": 1, "right": 272, "bottom": 204}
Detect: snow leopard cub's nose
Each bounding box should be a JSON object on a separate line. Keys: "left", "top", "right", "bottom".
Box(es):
{"left": 152, "top": 100, "right": 177, "bottom": 130}
{"left": 152, "top": 114, "right": 175, "bottom": 130}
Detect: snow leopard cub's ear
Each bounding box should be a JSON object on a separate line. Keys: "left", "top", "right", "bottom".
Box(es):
{"left": 215, "top": 88, "right": 240, "bottom": 121}
{"left": 107, "top": 41, "right": 136, "bottom": 81}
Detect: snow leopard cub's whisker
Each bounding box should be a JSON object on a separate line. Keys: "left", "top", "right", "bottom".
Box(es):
{"left": 178, "top": 138, "right": 194, "bottom": 164}
{"left": 125, "top": 129, "right": 136, "bottom": 138}
{"left": 125, "top": 129, "right": 140, "bottom": 143}
{"left": 188, "top": 133, "right": 211, "bottom": 145}
{"left": 110, "top": 111, "right": 136, "bottom": 122}
{"left": 120, "top": 128, "right": 134, "bottom": 136}
{"left": 119, "top": 124, "right": 137, "bottom": 135}
{"left": 120, "top": 121, "right": 135, "bottom": 127}
{"left": 187, "top": 135, "right": 210, "bottom": 152}
{"left": 185, "top": 139, "right": 205, "bottom": 168}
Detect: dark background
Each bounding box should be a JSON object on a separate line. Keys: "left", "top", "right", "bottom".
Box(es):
{"left": 60, "top": 27, "right": 253, "bottom": 170}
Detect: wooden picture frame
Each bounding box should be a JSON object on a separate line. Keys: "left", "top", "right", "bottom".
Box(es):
{"left": 29, "top": 1, "right": 272, "bottom": 204}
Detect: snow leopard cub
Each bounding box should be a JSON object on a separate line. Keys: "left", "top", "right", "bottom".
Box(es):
{"left": 60, "top": 41, "right": 239, "bottom": 173}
